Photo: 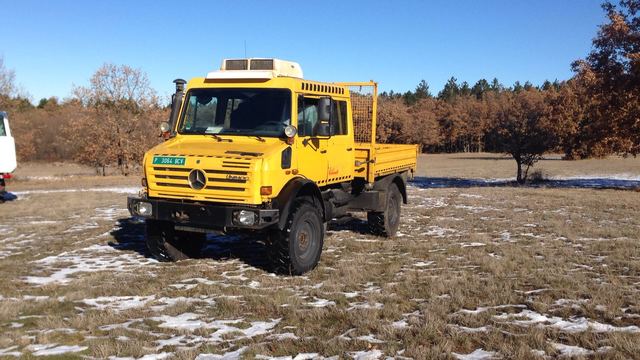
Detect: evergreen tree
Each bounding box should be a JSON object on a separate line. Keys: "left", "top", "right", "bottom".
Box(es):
{"left": 415, "top": 79, "right": 431, "bottom": 99}
{"left": 513, "top": 81, "right": 524, "bottom": 92}
{"left": 438, "top": 77, "right": 460, "bottom": 102}
{"left": 459, "top": 81, "right": 471, "bottom": 96}
{"left": 490, "top": 78, "right": 503, "bottom": 92}
{"left": 471, "top": 79, "right": 490, "bottom": 99}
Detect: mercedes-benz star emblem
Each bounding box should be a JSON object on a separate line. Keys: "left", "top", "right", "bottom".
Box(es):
{"left": 188, "top": 169, "right": 207, "bottom": 190}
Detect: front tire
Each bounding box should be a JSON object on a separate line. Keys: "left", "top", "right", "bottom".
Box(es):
{"left": 269, "top": 197, "right": 324, "bottom": 275}
{"left": 367, "top": 182, "right": 402, "bottom": 237}
{"left": 146, "top": 220, "right": 206, "bottom": 261}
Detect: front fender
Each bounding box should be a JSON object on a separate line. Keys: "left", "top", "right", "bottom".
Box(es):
{"left": 272, "top": 177, "right": 325, "bottom": 229}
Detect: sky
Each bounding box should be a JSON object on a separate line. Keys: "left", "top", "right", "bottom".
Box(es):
{"left": 0, "top": 0, "right": 606, "bottom": 103}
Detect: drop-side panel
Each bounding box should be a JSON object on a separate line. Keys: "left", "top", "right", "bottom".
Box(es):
{"left": 354, "top": 143, "right": 418, "bottom": 182}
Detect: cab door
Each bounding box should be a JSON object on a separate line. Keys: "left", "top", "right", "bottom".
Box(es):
{"left": 326, "top": 99, "right": 354, "bottom": 184}
{"left": 294, "top": 96, "right": 328, "bottom": 184}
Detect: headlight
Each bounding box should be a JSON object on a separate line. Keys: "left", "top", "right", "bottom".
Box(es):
{"left": 234, "top": 210, "right": 256, "bottom": 226}
{"left": 137, "top": 202, "right": 153, "bottom": 216}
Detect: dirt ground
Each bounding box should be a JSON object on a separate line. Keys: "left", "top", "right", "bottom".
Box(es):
{"left": 0, "top": 154, "right": 639, "bottom": 359}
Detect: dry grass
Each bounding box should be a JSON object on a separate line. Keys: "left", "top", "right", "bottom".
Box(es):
{"left": 0, "top": 156, "right": 639, "bottom": 359}
{"left": 418, "top": 152, "right": 640, "bottom": 179}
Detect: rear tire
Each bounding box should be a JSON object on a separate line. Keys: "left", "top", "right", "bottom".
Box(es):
{"left": 146, "top": 220, "right": 206, "bottom": 261}
{"left": 367, "top": 182, "right": 402, "bottom": 237}
{"left": 269, "top": 197, "right": 324, "bottom": 275}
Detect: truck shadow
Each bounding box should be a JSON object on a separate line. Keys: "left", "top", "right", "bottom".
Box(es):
{"left": 411, "top": 176, "right": 640, "bottom": 190}
{"left": 108, "top": 217, "right": 271, "bottom": 271}
{"left": 327, "top": 217, "right": 371, "bottom": 235}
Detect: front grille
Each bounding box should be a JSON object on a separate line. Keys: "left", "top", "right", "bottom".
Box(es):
{"left": 149, "top": 158, "right": 254, "bottom": 203}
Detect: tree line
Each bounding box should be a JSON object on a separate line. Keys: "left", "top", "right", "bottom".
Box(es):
{"left": 0, "top": 0, "right": 638, "bottom": 182}
{"left": 0, "top": 62, "right": 167, "bottom": 175}
{"left": 375, "top": 0, "right": 639, "bottom": 182}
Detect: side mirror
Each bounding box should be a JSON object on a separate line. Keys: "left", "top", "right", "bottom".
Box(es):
{"left": 318, "top": 97, "right": 332, "bottom": 122}
{"left": 160, "top": 122, "right": 171, "bottom": 140}
{"left": 317, "top": 97, "right": 332, "bottom": 137}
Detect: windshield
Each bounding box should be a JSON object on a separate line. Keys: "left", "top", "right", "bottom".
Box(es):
{"left": 178, "top": 88, "right": 291, "bottom": 137}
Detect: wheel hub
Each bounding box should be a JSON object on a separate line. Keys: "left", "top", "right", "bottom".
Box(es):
{"left": 298, "top": 230, "right": 310, "bottom": 251}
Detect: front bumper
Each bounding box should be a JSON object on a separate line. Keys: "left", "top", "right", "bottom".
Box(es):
{"left": 127, "top": 196, "right": 279, "bottom": 230}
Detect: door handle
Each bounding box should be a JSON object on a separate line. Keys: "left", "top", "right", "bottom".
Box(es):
{"left": 320, "top": 150, "right": 327, "bottom": 154}
{"left": 346, "top": 148, "right": 353, "bottom": 151}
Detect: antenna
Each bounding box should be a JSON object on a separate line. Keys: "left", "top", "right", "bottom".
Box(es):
{"left": 244, "top": 40, "right": 247, "bottom": 58}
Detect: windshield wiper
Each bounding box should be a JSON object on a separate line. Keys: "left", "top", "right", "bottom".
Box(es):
{"left": 250, "top": 135, "right": 266, "bottom": 142}
{"left": 207, "top": 134, "right": 232, "bottom": 142}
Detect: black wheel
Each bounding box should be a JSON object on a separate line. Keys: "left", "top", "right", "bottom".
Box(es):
{"left": 145, "top": 220, "right": 206, "bottom": 261}
{"left": 269, "top": 197, "right": 324, "bottom": 275}
{"left": 367, "top": 182, "right": 402, "bottom": 237}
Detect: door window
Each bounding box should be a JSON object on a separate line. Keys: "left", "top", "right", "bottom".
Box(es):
{"left": 297, "top": 97, "right": 319, "bottom": 137}
{"left": 331, "top": 100, "right": 348, "bottom": 135}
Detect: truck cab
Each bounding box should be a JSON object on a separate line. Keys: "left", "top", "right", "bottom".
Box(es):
{"left": 0, "top": 112, "right": 17, "bottom": 198}
{"left": 128, "top": 59, "right": 418, "bottom": 274}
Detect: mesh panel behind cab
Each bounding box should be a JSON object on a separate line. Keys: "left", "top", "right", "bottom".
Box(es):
{"left": 349, "top": 85, "right": 375, "bottom": 143}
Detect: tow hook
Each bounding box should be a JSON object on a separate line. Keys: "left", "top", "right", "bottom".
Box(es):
{"left": 172, "top": 210, "right": 190, "bottom": 222}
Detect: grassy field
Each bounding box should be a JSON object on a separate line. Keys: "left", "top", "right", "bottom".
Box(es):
{"left": 0, "top": 154, "right": 639, "bottom": 359}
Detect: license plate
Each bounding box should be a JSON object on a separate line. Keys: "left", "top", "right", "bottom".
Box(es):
{"left": 152, "top": 156, "right": 186, "bottom": 166}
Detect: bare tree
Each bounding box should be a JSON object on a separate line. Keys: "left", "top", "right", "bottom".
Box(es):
{"left": 73, "top": 63, "right": 161, "bottom": 175}
{"left": 0, "top": 57, "right": 17, "bottom": 98}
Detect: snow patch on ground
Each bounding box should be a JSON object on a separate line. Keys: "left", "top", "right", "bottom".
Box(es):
{"left": 79, "top": 296, "right": 155, "bottom": 311}
{"left": 27, "top": 344, "right": 88, "bottom": 356}
{"left": 196, "top": 347, "right": 247, "bottom": 360}
{"left": 452, "top": 349, "right": 497, "bottom": 360}
{"left": 306, "top": 298, "right": 336, "bottom": 308}
{"left": 0, "top": 346, "right": 21, "bottom": 357}
{"left": 449, "top": 324, "right": 490, "bottom": 333}
{"left": 347, "top": 301, "right": 384, "bottom": 311}
{"left": 421, "top": 226, "right": 458, "bottom": 238}
{"left": 457, "top": 304, "right": 527, "bottom": 315}
{"left": 150, "top": 313, "right": 280, "bottom": 345}
{"left": 348, "top": 349, "right": 383, "bottom": 360}
{"left": 494, "top": 309, "right": 640, "bottom": 333}
{"left": 460, "top": 242, "right": 486, "bottom": 248}
{"left": 13, "top": 186, "right": 139, "bottom": 196}
{"left": 24, "top": 244, "right": 157, "bottom": 285}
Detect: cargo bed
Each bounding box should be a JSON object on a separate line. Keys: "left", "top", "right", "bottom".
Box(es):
{"left": 354, "top": 143, "right": 418, "bottom": 183}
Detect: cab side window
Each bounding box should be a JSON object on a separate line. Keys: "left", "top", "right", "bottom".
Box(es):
{"left": 331, "top": 100, "right": 348, "bottom": 135}
{"left": 298, "top": 96, "right": 319, "bottom": 137}
{"left": 0, "top": 118, "right": 6, "bottom": 137}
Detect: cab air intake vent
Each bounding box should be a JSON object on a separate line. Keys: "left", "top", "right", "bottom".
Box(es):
{"left": 250, "top": 59, "right": 274, "bottom": 70}
{"left": 225, "top": 59, "right": 248, "bottom": 70}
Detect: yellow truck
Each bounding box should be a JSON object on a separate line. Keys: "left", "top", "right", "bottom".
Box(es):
{"left": 128, "top": 59, "right": 418, "bottom": 274}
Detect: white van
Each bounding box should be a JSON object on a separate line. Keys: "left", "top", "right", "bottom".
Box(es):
{"left": 0, "top": 111, "right": 17, "bottom": 196}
